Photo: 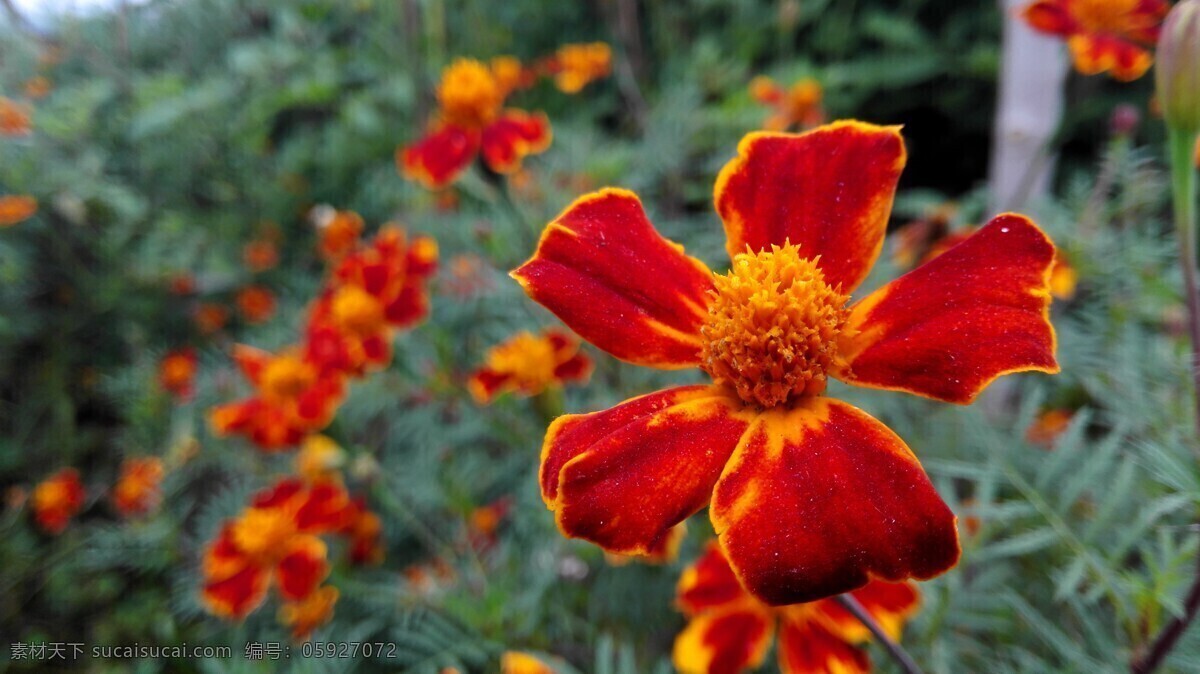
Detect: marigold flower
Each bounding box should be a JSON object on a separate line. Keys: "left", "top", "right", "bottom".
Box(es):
{"left": 513, "top": 121, "right": 1060, "bottom": 604}
{"left": 279, "top": 585, "right": 338, "bottom": 641}
{"left": 400, "top": 58, "right": 552, "bottom": 189}
{"left": 468, "top": 329, "right": 592, "bottom": 404}
{"left": 0, "top": 96, "right": 31, "bottom": 136}
{"left": 340, "top": 497, "right": 385, "bottom": 565}
{"left": 194, "top": 302, "right": 230, "bottom": 334}
{"left": 467, "top": 497, "right": 511, "bottom": 551}
{"left": 1022, "top": 0, "right": 1169, "bottom": 81}
{"left": 311, "top": 206, "right": 364, "bottom": 261}
{"left": 1027, "top": 408, "right": 1075, "bottom": 446}
{"left": 209, "top": 345, "right": 345, "bottom": 451}
{"left": 159, "top": 347, "right": 198, "bottom": 399}
{"left": 243, "top": 239, "right": 280, "bottom": 273}
{"left": 542, "top": 42, "right": 612, "bottom": 93}
{"left": 0, "top": 195, "right": 37, "bottom": 226}
{"left": 23, "top": 76, "right": 52, "bottom": 100}
{"left": 295, "top": 435, "right": 345, "bottom": 482}
{"left": 673, "top": 542, "right": 920, "bottom": 674}
{"left": 32, "top": 468, "right": 85, "bottom": 534}
{"left": 749, "top": 76, "right": 825, "bottom": 131}
{"left": 501, "top": 652, "right": 557, "bottom": 674}
{"left": 112, "top": 457, "right": 165, "bottom": 517}
{"left": 236, "top": 286, "right": 276, "bottom": 324}
{"left": 168, "top": 273, "right": 196, "bottom": 295}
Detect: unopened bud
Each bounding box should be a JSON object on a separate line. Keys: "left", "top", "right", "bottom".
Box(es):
{"left": 1157, "top": 0, "right": 1200, "bottom": 132}
{"left": 1109, "top": 103, "right": 1141, "bottom": 137}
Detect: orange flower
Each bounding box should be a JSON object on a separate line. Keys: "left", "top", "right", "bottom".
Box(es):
{"left": 340, "top": 497, "right": 385, "bottom": 565}
{"left": 673, "top": 542, "right": 920, "bottom": 674}
{"left": 23, "top": 76, "right": 52, "bottom": 100}
{"left": 236, "top": 286, "right": 276, "bottom": 324}
{"left": 400, "top": 58, "right": 552, "bottom": 189}
{"left": 32, "top": 468, "right": 85, "bottom": 534}
{"left": 513, "top": 121, "right": 1060, "bottom": 604}
{"left": 201, "top": 478, "right": 353, "bottom": 620}
{"left": 159, "top": 347, "right": 198, "bottom": 399}
{"left": 749, "top": 76, "right": 825, "bottom": 131}
{"left": 542, "top": 42, "right": 612, "bottom": 93}
{"left": 468, "top": 329, "right": 592, "bottom": 404}
{"left": 243, "top": 239, "right": 280, "bottom": 273}
{"left": 112, "top": 457, "right": 165, "bottom": 517}
{"left": 209, "top": 345, "right": 345, "bottom": 451}
{"left": 312, "top": 206, "right": 364, "bottom": 261}
{"left": 295, "top": 435, "right": 345, "bottom": 482}
{"left": 501, "top": 652, "right": 557, "bottom": 674}
{"left": 467, "top": 497, "right": 511, "bottom": 551}
{"left": 1022, "top": 0, "right": 1168, "bottom": 81}
{"left": 194, "top": 303, "right": 230, "bottom": 334}
{"left": 279, "top": 585, "right": 338, "bottom": 641}
{"left": 0, "top": 96, "right": 31, "bottom": 136}
{"left": 0, "top": 195, "right": 37, "bottom": 226}
{"left": 1027, "top": 408, "right": 1074, "bottom": 446}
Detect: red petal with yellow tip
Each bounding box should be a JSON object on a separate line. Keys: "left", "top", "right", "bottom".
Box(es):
{"left": 713, "top": 121, "right": 905, "bottom": 292}
{"left": 710, "top": 398, "right": 959, "bottom": 606}
{"left": 677, "top": 541, "right": 751, "bottom": 616}
{"left": 541, "top": 385, "right": 752, "bottom": 555}
{"left": 399, "top": 123, "right": 479, "bottom": 189}
{"left": 777, "top": 619, "right": 869, "bottom": 674}
{"left": 673, "top": 604, "right": 774, "bottom": 674}
{"left": 837, "top": 214, "right": 1059, "bottom": 404}
{"left": 275, "top": 536, "right": 328, "bottom": 602}
{"left": 202, "top": 563, "right": 269, "bottom": 619}
{"left": 813, "top": 580, "right": 920, "bottom": 644}
{"left": 513, "top": 189, "right": 715, "bottom": 369}
{"left": 481, "top": 109, "right": 552, "bottom": 174}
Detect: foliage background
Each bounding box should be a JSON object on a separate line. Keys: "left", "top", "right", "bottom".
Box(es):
{"left": 0, "top": 0, "right": 1198, "bottom": 672}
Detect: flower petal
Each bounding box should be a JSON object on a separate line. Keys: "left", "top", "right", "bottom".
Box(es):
{"left": 276, "top": 535, "right": 329, "bottom": 602}
{"left": 836, "top": 214, "right": 1059, "bottom": 404}
{"left": 713, "top": 121, "right": 906, "bottom": 291}
{"left": 710, "top": 398, "right": 959, "bottom": 605}
{"left": 677, "top": 540, "right": 753, "bottom": 616}
{"left": 1068, "top": 35, "right": 1153, "bottom": 81}
{"left": 398, "top": 123, "right": 479, "bottom": 189}
{"left": 1021, "top": 0, "right": 1076, "bottom": 35}
{"left": 812, "top": 580, "right": 921, "bottom": 644}
{"left": 513, "top": 189, "right": 715, "bottom": 369}
{"left": 541, "top": 385, "right": 752, "bottom": 555}
{"left": 777, "top": 618, "right": 869, "bottom": 674}
{"left": 673, "top": 604, "right": 774, "bottom": 674}
{"left": 481, "top": 109, "right": 552, "bottom": 174}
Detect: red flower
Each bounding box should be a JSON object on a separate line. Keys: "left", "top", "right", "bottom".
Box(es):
{"left": 1022, "top": 0, "right": 1168, "bottom": 81}
{"left": 32, "top": 468, "right": 85, "bottom": 534}
{"left": 112, "top": 457, "right": 165, "bottom": 517}
{"left": 236, "top": 285, "right": 277, "bottom": 324}
{"left": 673, "top": 542, "right": 920, "bottom": 674}
{"left": 513, "top": 121, "right": 1060, "bottom": 604}
{"left": 467, "top": 329, "right": 592, "bottom": 404}
{"left": 159, "top": 347, "right": 198, "bottom": 400}
{"left": 749, "top": 76, "right": 825, "bottom": 131}
{"left": 400, "top": 58, "right": 552, "bottom": 189}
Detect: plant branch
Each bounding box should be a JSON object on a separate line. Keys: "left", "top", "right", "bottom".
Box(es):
{"left": 835, "top": 594, "right": 925, "bottom": 674}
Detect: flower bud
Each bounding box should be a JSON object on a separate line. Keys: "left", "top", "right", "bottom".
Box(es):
{"left": 1109, "top": 103, "right": 1141, "bottom": 137}
{"left": 1157, "top": 0, "right": 1200, "bottom": 132}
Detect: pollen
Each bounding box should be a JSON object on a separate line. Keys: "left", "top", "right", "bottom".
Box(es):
{"left": 330, "top": 285, "right": 386, "bottom": 337}
{"left": 260, "top": 353, "right": 317, "bottom": 403}
{"left": 437, "top": 58, "right": 504, "bottom": 128}
{"left": 701, "top": 243, "right": 849, "bottom": 408}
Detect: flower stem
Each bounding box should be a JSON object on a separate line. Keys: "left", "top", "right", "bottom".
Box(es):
{"left": 1131, "top": 126, "right": 1200, "bottom": 674}
{"left": 834, "top": 594, "right": 925, "bottom": 674}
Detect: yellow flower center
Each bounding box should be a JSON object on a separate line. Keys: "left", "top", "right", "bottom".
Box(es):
{"left": 260, "top": 354, "right": 317, "bottom": 402}
{"left": 701, "top": 244, "right": 849, "bottom": 408}
{"left": 488, "top": 332, "right": 557, "bottom": 388}
{"left": 437, "top": 59, "right": 503, "bottom": 128}
{"left": 232, "top": 506, "right": 297, "bottom": 561}
{"left": 331, "top": 285, "right": 386, "bottom": 337}
{"left": 1070, "top": 0, "right": 1139, "bottom": 33}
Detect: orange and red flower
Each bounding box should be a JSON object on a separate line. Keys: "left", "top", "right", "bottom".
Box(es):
{"left": 279, "top": 585, "right": 339, "bottom": 641}
{"left": 32, "top": 468, "right": 85, "bottom": 534}
{"left": 0, "top": 195, "right": 37, "bottom": 226}
{"left": 112, "top": 457, "right": 165, "bottom": 517}
{"left": 159, "top": 347, "right": 198, "bottom": 399}
{"left": 749, "top": 76, "right": 825, "bottom": 131}
{"left": 209, "top": 346, "right": 346, "bottom": 451}
{"left": 312, "top": 206, "right": 364, "bottom": 261}
{"left": 400, "top": 58, "right": 552, "bottom": 189}
{"left": 1027, "top": 408, "right": 1075, "bottom": 446}
{"left": 1022, "top": 0, "right": 1169, "bottom": 81}
{"left": 0, "top": 96, "right": 31, "bottom": 136}
{"left": 501, "top": 652, "right": 558, "bottom": 674}
{"left": 23, "top": 76, "right": 51, "bottom": 100}
{"left": 468, "top": 329, "right": 592, "bottom": 404}
{"left": 236, "top": 286, "right": 277, "bottom": 324}
{"left": 514, "top": 121, "right": 1060, "bottom": 605}
{"left": 243, "top": 238, "right": 280, "bottom": 273}
{"left": 195, "top": 303, "right": 230, "bottom": 334}
{"left": 673, "top": 542, "right": 920, "bottom": 674}
{"left": 540, "top": 43, "right": 612, "bottom": 93}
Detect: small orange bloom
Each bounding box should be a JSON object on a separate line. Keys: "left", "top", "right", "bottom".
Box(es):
{"left": 515, "top": 121, "right": 1059, "bottom": 604}
{"left": 1022, "top": 0, "right": 1168, "bottom": 81}
{"left": 168, "top": 273, "right": 196, "bottom": 295}
{"left": 542, "top": 43, "right": 612, "bottom": 93}
{"left": 23, "top": 76, "right": 52, "bottom": 100}
{"left": 112, "top": 457, "right": 165, "bottom": 517}
{"left": 673, "top": 542, "right": 920, "bottom": 674}
{"left": 312, "top": 206, "right": 364, "bottom": 261}
{"left": 749, "top": 76, "right": 825, "bottom": 131}
{"left": 32, "top": 468, "right": 85, "bottom": 534}
{"left": 1027, "top": 408, "right": 1074, "bottom": 446}
{"left": 0, "top": 97, "right": 31, "bottom": 136}
{"left": 468, "top": 329, "right": 592, "bottom": 404}
{"left": 243, "top": 239, "right": 280, "bottom": 273}
{"left": 467, "top": 497, "right": 511, "bottom": 551}
{"left": 159, "top": 347, "right": 198, "bottom": 399}
{"left": 501, "top": 652, "right": 557, "bottom": 674}
{"left": 400, "top": 58, "right": 552, "bottom": 189}
{"left": 0, "top": 195, "right": 37, "bottom": 226}
{"left": 195, "top": 303, "right": 230, "bottom": 334}
{"left": 236, "top": 286, "right": 276, "bottom": 324}
{"left": 295, "top": 435, "right": 345, "bottom": 482}
{"left": 279, "top": 585, "right": 338, "bottom": 641}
